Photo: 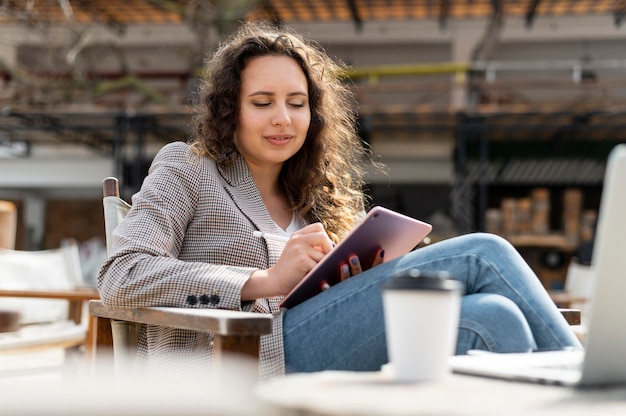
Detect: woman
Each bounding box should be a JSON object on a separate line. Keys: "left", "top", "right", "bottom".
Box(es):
{"left": 98, "top": 21, "right": 581, "bottom": 380}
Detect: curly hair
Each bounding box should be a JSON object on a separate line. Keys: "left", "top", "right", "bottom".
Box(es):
{"left": 190, "top": 21, "right": 375, "bottom": 243}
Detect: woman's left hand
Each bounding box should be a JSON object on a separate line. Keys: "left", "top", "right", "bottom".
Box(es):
{"left": 338, "top": 248, "right": 385, "bottom": 282}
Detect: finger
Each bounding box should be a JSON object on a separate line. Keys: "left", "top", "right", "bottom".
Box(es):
{"left": 339, "top": 262, "right": 350, "bottom": 281}
{"left": 298, "top": 222, "right": 326, "bottom": 233}
{"left": 370, "top": 248, "right": 385, "bottom": 268}
{"left": 348, "top": 255, "right": 362, "bottom": 276}
{"left": 291, "top": 225, "right": 334, "bottom": 254}
{"left": 289, "top": 244, "right": 327, "bottom": 268}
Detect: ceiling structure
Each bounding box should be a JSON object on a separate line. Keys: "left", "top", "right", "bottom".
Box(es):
{"left": 1, "top": 1, "right": 625, "bottom": 161}
{"left": 251, "top": 0, "right": 625, "bottom": 30}
{"left": 1, "top": 1, "right": 623, "bottom": 98}
{"left": 1, "top": 1, "right": 623, "bottom": 114}
{"left": 0, "top": 0, "right": 184, "bottom": 25}
{"left": 0, "top": 1, "right": 622, "bottom": 27}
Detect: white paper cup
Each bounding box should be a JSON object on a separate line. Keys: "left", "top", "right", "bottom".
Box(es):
{"left": 381, "top": 269, "right": 463, "bottom": 382}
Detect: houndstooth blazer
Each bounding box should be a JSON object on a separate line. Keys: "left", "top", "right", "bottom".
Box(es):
{"left": 98, "top": 141, "right": 298, "bottom": 380}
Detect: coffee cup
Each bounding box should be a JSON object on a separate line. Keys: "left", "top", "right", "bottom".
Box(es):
{"left": 381, "top": 269, "right": 464, "bottom": 382}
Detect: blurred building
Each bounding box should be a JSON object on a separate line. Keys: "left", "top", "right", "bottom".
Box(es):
{"left": 0, "top": 1, "right": 623, "bottom": 281}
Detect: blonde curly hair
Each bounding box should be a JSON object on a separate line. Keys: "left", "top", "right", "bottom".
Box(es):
{"left": 190, "top": 21, "right": 376, "bottom": 243}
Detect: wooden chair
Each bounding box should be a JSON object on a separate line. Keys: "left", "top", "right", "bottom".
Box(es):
{"left": 89, "top": 177, "right": 273, "bottom": 378}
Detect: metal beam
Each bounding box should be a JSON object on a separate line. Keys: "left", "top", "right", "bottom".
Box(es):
{"left": 615, "top": 0, "right": 626, "bottom": 27}
{"left": 7, "top": 112, "right": 114, "bottom": 155}
{"left": 471, "top": 0, "right": 505, "bottom": 62}
{"left": 439, "top": 0, "right": 450, "bottom": 31}
{"left": 80, "top": 0, "right": 127, "bottom": 35}
{"left": 346, "top": 0, "right": 363, "bottom": 32}
{"left": 525, "top": 0, "right": 542, "bottom": 29}
{"left": 259, "top": 0, "right": 282, "bottom": 26}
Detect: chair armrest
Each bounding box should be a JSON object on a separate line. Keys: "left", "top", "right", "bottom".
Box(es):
{"left": 549, "top": 291, "right": 588, "bottom": 307}
{"left": 88, "top": 300, "right": 273, "bottom": 336}
{"left": 0, "top": 288, "right": 99, "bottom": 325}
{"left": 0, "top": 288, "right": 99, "bottom": 301}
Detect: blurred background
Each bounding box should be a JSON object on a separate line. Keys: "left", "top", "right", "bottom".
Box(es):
{"left": 1, "top": 0, "right": 624, "bottom": 290}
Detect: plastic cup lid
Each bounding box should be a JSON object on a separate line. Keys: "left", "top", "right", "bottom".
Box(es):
{"left": 381, "top": 268, "right": 464, "bottom": 293}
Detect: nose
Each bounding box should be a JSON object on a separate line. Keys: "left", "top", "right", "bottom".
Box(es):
{"left": 272, "top": 105, "right": 291, "bottom": 127}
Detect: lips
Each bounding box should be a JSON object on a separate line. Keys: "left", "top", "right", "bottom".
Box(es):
{"left": 265, "top": 135, "right": 293, "bottom": 144}
{"left": 266, "top": 135, "right": 292, "bottom": 141}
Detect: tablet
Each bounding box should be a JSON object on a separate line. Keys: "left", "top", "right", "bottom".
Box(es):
{"left": 278, "top": 206, "right": 432, "bottom": 309}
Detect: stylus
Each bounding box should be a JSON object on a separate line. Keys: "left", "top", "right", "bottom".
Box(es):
{"left": 253, "top": 231, "right": 290, "bottom": 243}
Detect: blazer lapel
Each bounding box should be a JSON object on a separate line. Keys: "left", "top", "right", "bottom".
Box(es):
{"left": 218, "top": 156, "right": 285, "bottom": 262}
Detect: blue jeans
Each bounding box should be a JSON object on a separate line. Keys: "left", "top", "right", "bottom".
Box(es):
{"left": 283, "top": 233, "right": 582, "bottom": 373}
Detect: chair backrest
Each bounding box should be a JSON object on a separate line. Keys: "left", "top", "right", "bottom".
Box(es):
{"left": 101, "top": 177, "right": 140, "bottom": 375}
{"left": 103, "top": 178, "right": 131, "bottom": 255}
{"left": 564, "top": 260, "right": 595, "bottom": 303}
{"left": 0, "top": 240, "right": 84, "bottom": 325}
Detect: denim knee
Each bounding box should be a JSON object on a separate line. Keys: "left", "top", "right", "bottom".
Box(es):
{"left": 456, "top": 293, "right": 537, "bottom": 354}
{"left": 462, "top": 232, "right": 517, "bottom": 257}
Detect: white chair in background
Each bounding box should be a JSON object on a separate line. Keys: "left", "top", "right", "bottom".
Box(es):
{"left": 550, "top": 257, "right": 596, "bottom": 341}
{"left": 0, "top": 240, "right": 99, "bottom": 352}
{"left": 563, "top": 259, "right": 596, "bottom": 328}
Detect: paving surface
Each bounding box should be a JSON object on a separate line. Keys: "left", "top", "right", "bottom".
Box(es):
{"left": 0, "top": 347, "right": 275, "bottom": 415}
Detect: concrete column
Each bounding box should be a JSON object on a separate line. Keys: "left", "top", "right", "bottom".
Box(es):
{"left": 449, "top": 23, "right": 484, "bottom": 110}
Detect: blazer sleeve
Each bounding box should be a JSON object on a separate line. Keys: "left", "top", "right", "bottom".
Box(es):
{"left": 97, "top": 142, "right": 262, "bottom": 311}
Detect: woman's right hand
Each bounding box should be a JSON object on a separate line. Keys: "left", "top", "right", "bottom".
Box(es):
{"left": 242, "top": 223, "right": 334, "bottom": 300}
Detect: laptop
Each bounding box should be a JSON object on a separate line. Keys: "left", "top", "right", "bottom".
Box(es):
{"left": 449, "top": 143, "right": 626, "bottom": 387}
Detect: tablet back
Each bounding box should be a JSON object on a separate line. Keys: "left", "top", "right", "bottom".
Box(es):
{"left": 279, "top": 206, "right": 432, "bottom": 309}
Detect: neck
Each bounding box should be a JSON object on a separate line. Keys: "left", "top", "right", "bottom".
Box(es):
{"left": 248, "top": 164, "right": 282, "bottom": 197}
{"left": 247, "top": 163, "right": 293, "bottom": 229}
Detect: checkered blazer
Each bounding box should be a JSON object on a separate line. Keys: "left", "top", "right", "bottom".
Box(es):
{"left": 98, "top": 141, "right": 296, "bottom": 379}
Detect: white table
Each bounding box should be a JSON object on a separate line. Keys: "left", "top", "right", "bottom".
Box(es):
{"left": 256, "top": 370, "right": 626, "bottom": 415}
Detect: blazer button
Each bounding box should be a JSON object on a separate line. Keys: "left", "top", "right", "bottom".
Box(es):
{"left": 209, "top": 294, "right": 220, "bottom": 305}
{"left": 199, "top": 294, "right": 210, "bottom": 305}
{"left": 186, "top": 295, "right": 198, "bottom": 306}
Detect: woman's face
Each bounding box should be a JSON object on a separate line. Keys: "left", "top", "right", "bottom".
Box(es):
{"left": 236, "top": 55, "right": 311, "bottom": 172}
